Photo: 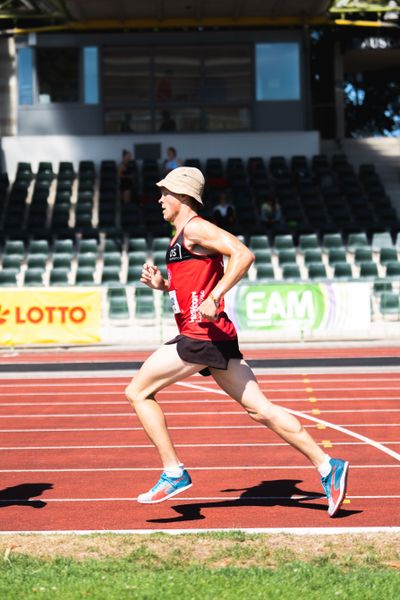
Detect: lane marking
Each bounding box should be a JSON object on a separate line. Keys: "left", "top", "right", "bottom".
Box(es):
{"left": 0, "top": 527, "right": 399, "bottom": 535}
{"left": 0, "top": 495, "right": 398, "bottom": 503}
{"left": 178, "top": 382, "right": 400, "bottom": 462}
{"left": 1, "top": 465, "right": 398, "bottom": 473}
{"left": 0, "top": 423, "right": 399, "bottom": 433}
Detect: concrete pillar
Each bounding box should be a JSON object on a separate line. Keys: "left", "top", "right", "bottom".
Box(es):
{"left": 0, "top": 37, "right": 17, "bottom": 138}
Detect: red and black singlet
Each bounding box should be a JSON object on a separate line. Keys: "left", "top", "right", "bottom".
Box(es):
{"left": 166, "top": 217, "right": 237, "bottom": 341}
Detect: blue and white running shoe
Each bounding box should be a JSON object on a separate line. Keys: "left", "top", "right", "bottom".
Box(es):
{"left": 321, "top": 458, "right": 349, "bottom": 517}
{"left": 137, "top": 470, "right": 192, "bottom": 504}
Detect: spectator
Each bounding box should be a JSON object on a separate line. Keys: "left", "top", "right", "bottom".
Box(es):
{"left": 162, "top": 146, "right": 182, "bottom": 175}
{"left": 159, "top": 110, "right": 176, "bottom": 132}
{"left": 259, "top": 194, "right": 282, "bottom": 227}
{"left": 118, "top": 149, "right": 137, "bottom": 204}
{"left": 212, "top": 191, "right": 236, "bottom": 230}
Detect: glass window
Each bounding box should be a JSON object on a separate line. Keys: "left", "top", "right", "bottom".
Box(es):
{"left": 83, "top": 47, "right": 99, "bottom": 105}
{"left": 155, "top": 108, "right": 202, "bottom": 132}
{"left": 37, "top": 47, "right": 80, "bottom": 103}
{"left": 104, "top": 109, "right": 152, "bottom": 134}
{"left": 256, "top": 43, "right": 300, "bottom": 101}
{"left": 102, "top": 48, "right": 150, "bottom": 105}
{"left": 204, "top": 47, "right": 251, "bottom": 103}
{"left": 154, "top": 48, "right": 201, "bottom": 103}
{"left": 17, "top": 47, "right": 33, "bottom": 105}
{"left": 205, "top": 107, "right": 251, "bottom": 131}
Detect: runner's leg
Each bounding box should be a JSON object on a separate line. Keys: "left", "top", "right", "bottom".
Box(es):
{"left": 125, "top": 344, "right": 203, "bottom": 468}
{"left": 210, "top": 359, "right": 326, "bottom": 467}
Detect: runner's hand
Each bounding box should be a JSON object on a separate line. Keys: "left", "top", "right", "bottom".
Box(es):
{"left": 140, "top": 263, "right": 166, "bottom": 290}
{"left": 198, "top": 296, "right": 219, "bottom": 321}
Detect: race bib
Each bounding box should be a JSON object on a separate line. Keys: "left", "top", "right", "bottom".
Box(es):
{"left": 168, "top": 290, "right": 181, "bottom": 314}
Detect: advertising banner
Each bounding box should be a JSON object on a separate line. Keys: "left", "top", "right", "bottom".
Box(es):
{"left": 0, "top": 288, "right": 102, "bottom": 345}
{"left": 225, "top": 282, "right": 371, "bottom": 333}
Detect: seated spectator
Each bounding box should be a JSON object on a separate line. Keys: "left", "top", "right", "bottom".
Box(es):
{"left": 118, "top": 149, "right": 137, "bottom": 204}
{"left": 259, "top": 194, "right": 282, "bottom": 227}
{"left": 162, "top": 146, "right": 182, "bottom": 175}
{"left": 159, "top": 110, "right": 176, "bottom": 132}
{"left": 212, "top": 192, "right": 236, "bottom": 230}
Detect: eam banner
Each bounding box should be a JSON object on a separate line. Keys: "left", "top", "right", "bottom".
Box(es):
{"left": 0, "top": 288, "right": 102, "bottom": 345}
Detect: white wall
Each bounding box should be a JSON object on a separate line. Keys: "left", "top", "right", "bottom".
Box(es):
{"left": 2, "top": 131, "right": 320, "bottom": 177}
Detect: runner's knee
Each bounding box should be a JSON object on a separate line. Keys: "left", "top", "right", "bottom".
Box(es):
{"left": 125, "top": 382, "right": 152, "bottom": 406}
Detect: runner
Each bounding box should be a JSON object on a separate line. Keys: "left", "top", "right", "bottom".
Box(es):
{"left": 125, "top": 166, "right": 349, "bottom": 516}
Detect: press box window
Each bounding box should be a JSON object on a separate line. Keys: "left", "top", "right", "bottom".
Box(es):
{"left": 37, "top": 47, "right": 80, "bottom": 103}
{"left": 256, "top": 43, "right": 300, "bottom": 101}
{"left": 17, "top": 47, "right": 33, "bottom": 105}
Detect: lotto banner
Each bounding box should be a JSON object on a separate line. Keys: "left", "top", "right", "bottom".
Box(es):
{"left": 225, "top": 281, "right": 371, "bottom": 333}
{"left": 0, "top": 288, "right": 102, "bottom": 345}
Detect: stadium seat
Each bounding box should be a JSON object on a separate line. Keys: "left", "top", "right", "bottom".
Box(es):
{"left": 386, "top": 261, "right": 400, "bottom": 278}
{"left": 249, "top": 235, "right": 270, "bottom": 250}
{"left": 152, "top": 237, "right": 171, "bottom": 252}
{"left": 127, "top": 265, "right": 143, "bottom": 284}
{"left": 104, "top": 238, "right": 124, "bottom": 253}
{"left": 78, "top": 239, "right": 98, "bottom": 254}
{"left": 49, "top": 268, "right": 70, "bottom": 286}
{"left": 379, "top": 248, "right": 398, "bottom": 266}
{"left": 328, "top": 248, "right": 347, "bottom": 266}
{"left": 128, "top": 237, "right": 147, "bottom": 252}
{"left": 27, "top": 254, "right": 47, "bottom": 270}
{"left": 303, "top": 249, "right": 323, "bottom": 265}
{"left": 277, "top": 249, "right": 297, "bottom": 265}
{"left": 298, "top": 233, "right": 319, "bottom": 251}
{"left": 359, "top": 261, "right": 379, "bottom": 279}
{"left": 347, "top": 232, "right": 369, "bottom": 251}
{"left": 101, "top": 266, "right": 121, "bottom": 285}
{"left": 108, "top": 288, "right": 130, "bottom": 320}
{"left": 2, "top": 255, "right": 22, "bottom": 270}
{"left": 52, "top": 253, "right": 73, "bottom": 269}
{"left": 354, "top": 247, "right": 373, "bottom": 264}
{"left": 0, "top": 269, "right": 18, "bottom": 286}
{"left": 29, "top": 239, "right": 50, "bottom": 255}
{"left": 103, "top": 252, "right": 122, "bottom": 268}
{"left": 333, "top": 262, "right": 353, "bottom": 279}
{"left": 75, "top": 267, "right": 96, "bottom": 286}
{"left": 253, "top": 249, "right": 272, "bottom": 265}
{"left": 308, "top": 263, "right": 328, "bottom": 279}
{"left": 24, "top": 268, "right": 45, "bottom": 286}
{"left": 128, "top": 251, "right": 147, "bottom": 266}
{"left": 373, "top": 279, "right": 393, "bottom": 294}
{"left": 53, "top": 239, "right": 74, "bottom": 255}
{"left": 77, "top": 253, "right": 97, "bottom": 269}
{"left": 135, "top": 287, "right": 156, "bottom": 319}
{"left": 256, "top": 264, "right": 275, "bottom": 280}
{"left": 4, "top": 240, "right": 25, "bottom": 256}
{"left": 282, "top": 264, "right": 301, "bottom": 280}
{"left": 323, "top": 233, "right": 344, "bottom": 250}
{"left": 274, "top": 234, "right": 294, "bottom": 250}
{"left": 379, "top": 292, "right": 400, "bottom": 319}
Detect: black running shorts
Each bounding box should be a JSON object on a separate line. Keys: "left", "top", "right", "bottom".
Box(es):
{"left": 165, "top": 334, "right": 243, "bottom": 377}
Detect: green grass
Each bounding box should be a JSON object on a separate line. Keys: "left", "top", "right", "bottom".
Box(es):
{"left": 1, "top": 532, "right": 399, "bottom": 600}
{"left": 1, "top": 556, "right": 399, "bottom": 600}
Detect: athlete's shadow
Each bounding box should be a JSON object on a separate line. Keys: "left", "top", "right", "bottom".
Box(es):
{"left": 0, "top": 483, "right": 53, "bottom": 508}
{"left": 147, "top": 479, "right": 361, "bottom": 523}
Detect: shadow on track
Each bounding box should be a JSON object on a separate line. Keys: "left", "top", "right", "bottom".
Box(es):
{"left": 147, "top": 479, "right": 361, "bottom": 523}
{"left": 0, "top": 483, "right": 53, "bottom": 508}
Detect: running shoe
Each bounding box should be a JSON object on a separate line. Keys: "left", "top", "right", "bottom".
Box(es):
{"left": 137, "top": 470, "right": 192, "bottom": 504}
{"left": 321, "top": 458, "right": 349, "bottom": 517}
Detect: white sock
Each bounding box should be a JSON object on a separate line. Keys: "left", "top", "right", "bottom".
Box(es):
{"left": 317, "top": 455, "right": 332, "bottom": 477}
{"left": 164, "top": 464, "right": 184, "bottom": 478}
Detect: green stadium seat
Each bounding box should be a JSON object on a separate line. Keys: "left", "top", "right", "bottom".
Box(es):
{"left": 299, "top": 233, "right": 319, "bottom": 251}
{"left": 108, "top": 288, "right": 130, "bottom": 320}
{"left": 53, "top": 253, "right": 73, "bottom": 269}
{"left": 249, "top": 235, "right": 270, "bottom": 250}
{"left": 282, "top": 264, "right": 301, "bottom": 279}
{"left": 278, "top": 249, "right": 297, "bottom": 265}
{"left": 127, "top": 265, "right": 143, "bottom": 284}
{"left": 162, "top": 292, "right": 174, "bottom": 316}
{"left": 373, "top": 279, "right": 393, "bottom": 294}
{"left": 328, "top": 248, "right": 347, "bottom": 266}
{"left": 152, "top": 250, "right": 168, "bottom": 266}
{"left": 379, "top": 292, "right": 400, "bottom": 319}
{"left": 77, "top": 253, "right": 97, "bottom": 269}
{"left": 354, "top": 247, "right": 373, "bottom": 264}
{"left": 308, "top": 262, "right": 328, "bottom": 279}
{"left": 29, "top": 239, "right": 50, "bottom": 255}
{"left": 78, "top": 238, "right": 98, "bottom": 254}
{"left": 323, "top": 233, "right": 344, "bottom": 250}
{"left": 303, "top": 249, "right": 323, "bottom": 265}
{"left": 24, "top": 268, "right": 45, "bottom": 286}
{"left": 333, "top": 262, "right": 353, "bottom": 279}
{"left": 103, "top": 252, "right": 122, "bottom": 268}
{"left": 2, "top": 255, "right": 22, "bottom": 270}
{"left": 0, "top": 269, "right": 18, "bottom": 286}
{"left": 53, "top": 239, "right": 74, "bottom": 254}
{"left": 256, "top": 264, "right": 275, "bottom": 280}
{"left": 359, "top": 261, "right": 379, "bottom": 279}
{"left": 128, "top": 237, "right": 147, "bottom": 252}
{"left": 274, "top": 234, "right": 294, "bottom": 250}
{"left": 253, "top": 249, "right": 272, "bottom": 264}
{"left": 128, "top": 251, "right": 147, "bottom": 266}
{"left": 379, "top": 247, "right": 398, "bottom": 266}
{"left": 101, "top": 267, "right": 121, "bottom": 285}
{"left": 135, "top": 287, "right": 156, "bottom": 319}
{"left": 27, "top": 254, "right": 47, "bottom": 270}
{"left": 347, "top": 232, "right": 369, "bottom": 251}
{"left": 75, "top": 267, "right": 96, "bottom": 286}
{"left": 4, "top": 240, "right": 25, "bottom": 256}
{"left": 386, "top": 261, "right": 400, "bottom": 278}
{"left": 152, "top": 237, "right": 171, "bottom": 252}
{"left": 104, "top": 238, "right": 123, "bottom": 253}
{"left": 49, "top": 268, "right": 70, "bottom": 286}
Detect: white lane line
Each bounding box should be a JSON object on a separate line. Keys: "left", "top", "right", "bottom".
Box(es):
{"left": 1, "top": 527, "right": 399, "bottom": 535}
{"left": 178, "top": 382, "right": 400, "bottom": 462}
{"left": 1, "top": 441, "right": 399, "bottom": 451}
{"left": 0, "top": 464, "right": 399, "bottom": 473}
{"left": 1, "top": 397, "right": 400, "bottom": 407}
{"left": 3, "top": 386, "right": 400, "bottom": 396}
{"left": 0, "top": 495, "right": 398, "bottom": 503}
{"left": 0, "top": 424, "right": 399, "bottom": 433}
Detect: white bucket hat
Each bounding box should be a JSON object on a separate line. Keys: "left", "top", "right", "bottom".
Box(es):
{"left": 156, "top": 166, "right": 204, "bottom": 205}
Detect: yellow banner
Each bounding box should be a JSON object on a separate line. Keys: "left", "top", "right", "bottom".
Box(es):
{"left": 0, "top": 288, "right": 102, "bottom": 345}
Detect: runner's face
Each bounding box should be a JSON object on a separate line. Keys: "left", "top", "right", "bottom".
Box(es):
{"left": 158, "top": 187, "right": 182, "bottom": 222}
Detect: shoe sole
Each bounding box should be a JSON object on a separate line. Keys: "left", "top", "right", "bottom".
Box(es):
{"left": 137, "top": 482, "right": 192, "bottom": 504}
{"left": 329, "top": 461, "right": 349, "bottom": 517}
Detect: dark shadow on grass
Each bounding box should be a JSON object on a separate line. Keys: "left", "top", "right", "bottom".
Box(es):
{"left": 0, "top": 483, "right": 53, "bottom": 508}
{"left": 147, "top": 479, "right": 361, "bottom": 523}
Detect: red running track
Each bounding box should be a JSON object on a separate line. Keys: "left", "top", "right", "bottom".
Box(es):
{"left": 0, "top": 352, "right": 399, "bottom": 532}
